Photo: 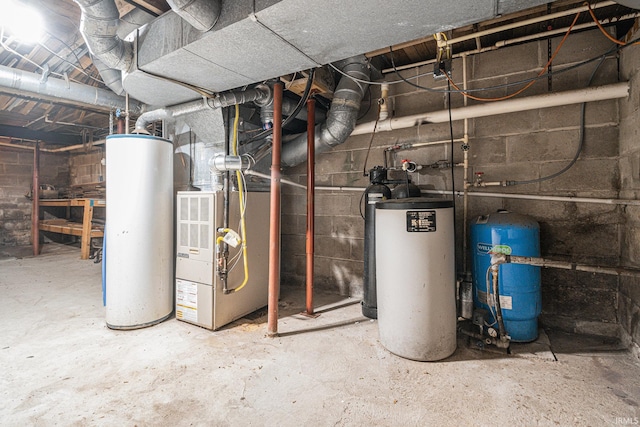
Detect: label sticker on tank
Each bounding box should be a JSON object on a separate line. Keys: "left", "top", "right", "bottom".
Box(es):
{"left": 367, "top": 193, "right": 384, "bottom": 204}
{"left": 477, "top": 290, "right": 512, "bottom": 310}
{"left": 176, "top": 279, "right": 198, "bottom": 323}
{"left": 477, "top": 243, "right": 512, "bottom": 255}
{"left": 406, "top": 210, "right": 436, "bottom": 232}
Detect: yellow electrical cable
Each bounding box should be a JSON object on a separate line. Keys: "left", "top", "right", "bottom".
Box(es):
{"left": 228, "top": 103, "right": 249, "bottom": 293}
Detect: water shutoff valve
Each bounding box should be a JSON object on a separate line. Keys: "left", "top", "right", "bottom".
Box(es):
{"left": 401, "top": 159, "right": 422, "bottom": 173}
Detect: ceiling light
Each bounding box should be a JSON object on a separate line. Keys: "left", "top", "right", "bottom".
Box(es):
{"left": 0, "top": 0, "right": 44, "bottom": 44}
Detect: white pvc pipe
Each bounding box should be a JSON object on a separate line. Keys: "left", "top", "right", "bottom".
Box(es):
{"left": 392, "top": 138, "right": 465, "bottom": 151}
{"left": 495, "top": 13, "right": 640, "bottom": 48}
{"left": 352, "top": 82, "right": 629, "bottom": 136}
{"left": 246, "top": 170, "right": 366, "bottom": 192}
{"left": 443, "top": 1, "right": 615, "bottom": 47}
{"left": 381, "top": 5, "right": 633, "bottom": 75}
{"left": 368, "top": 1, "right": 615, "bottom": 60}
{"left": 0, "top": 140, "right": 105, "bottom": 152}
{"left": 421, "top": 189, "right": 640, "bottom": 206}
{"left": 245, "top": 171, "right": 640, "bottom": 205}
{"left": 247, "top": 176, "right": 640, "bottom": 205}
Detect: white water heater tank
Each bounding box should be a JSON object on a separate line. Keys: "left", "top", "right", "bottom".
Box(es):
{"left": 375, "top": 198, "right": 456, "bottom": 361}
{"left": 105, "top": 134, "right": 174, "bottom": 329}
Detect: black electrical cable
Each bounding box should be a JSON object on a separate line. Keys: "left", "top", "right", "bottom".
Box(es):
{"left": 404, "top": 169, "right": 410, "bottom": 197}
{"left": 357, "top": 86, "right": 373, "bottom": 121}
{"left": 362, "top": 102, "right": 382, "bottom": 176}
{"left": 43, "top": 32, "right": 103, "bottom": 83}
{"left": 189, "top": 130, "right": 194, "bottom": 187}
{"left": 511, "top": 45, "right": 612, "bottom": 186}
{"left": 245, "top": 68, "right": 316, "bottom": 144}
{"left": 447, "top": 78, "right": 458, "bottom": 268}
{"left": 447, "top": 79, "right": 456, "bottom": 198}
{"left": 359, "top": 190, "right": 367, "bottom": 220}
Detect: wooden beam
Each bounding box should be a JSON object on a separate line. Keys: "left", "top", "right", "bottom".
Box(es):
{"left": 122, "top": 0, "right": 169, "bottom": 17}
{"left": 115, "top": 0, "right": 136, "bottom": 17}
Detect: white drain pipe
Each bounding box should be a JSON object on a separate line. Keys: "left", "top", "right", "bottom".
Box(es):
{"left": 352, "top": 82, "right": 629, "bottom": 136}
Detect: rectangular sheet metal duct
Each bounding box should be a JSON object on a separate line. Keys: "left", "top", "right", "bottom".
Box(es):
{"left": 123, "top": 0, "right": 550, "bottom": 106}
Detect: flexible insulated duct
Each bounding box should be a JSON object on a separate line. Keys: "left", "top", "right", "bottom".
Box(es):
{"left": 166, "top": 0, "right": 221, "bottom": 32}
{"left": 134, "top": 99, "right": 212, "bottom": 133}
{"left": 280, "top": 56, "right": 370, "bottom": 167}
{"left": 73, "top": 0, "right": 133, "bottom": 71}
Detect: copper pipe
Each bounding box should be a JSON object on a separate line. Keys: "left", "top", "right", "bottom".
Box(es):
{"left": 267, "top": 82, "right": 284, "bottom": 336}
{"left": 32, "top": 142, "right": 40, "bottom": 256}
{"left": 305, "top": 98, "right": 316, "bottom": 316}
{"left": 117, "top": 118, "right": 124, "bottom": 134}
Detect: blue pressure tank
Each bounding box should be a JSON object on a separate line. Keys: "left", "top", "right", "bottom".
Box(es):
{"left": 470, "top": 210, "right": 541, "bottom": 342}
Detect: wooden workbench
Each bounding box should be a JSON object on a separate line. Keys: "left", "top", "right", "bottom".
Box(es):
{"left": 37, "top": 198, "right": 105, "bottom": 260}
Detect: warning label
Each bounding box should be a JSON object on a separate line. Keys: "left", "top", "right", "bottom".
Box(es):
{"left": 477, "top": 290, "right": 513, "bottom": 310}
{"left": 406, "top": 210, "right": 436, "bottom": 232}
{"left": 176, "top": 279, "right": 198, "bottom": 323}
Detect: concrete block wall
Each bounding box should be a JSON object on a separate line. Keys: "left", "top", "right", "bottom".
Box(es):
{"left": 282, "top": 28, "right": 627, "bottom": 336}
{"left": 619, "top": 23, "right": 640, "bottom": 351}
{"left": 69, "top": 150, "right": 105, "bottom": 185}
{"left": 0, "top": 147, "right": 69, "bottom": 246}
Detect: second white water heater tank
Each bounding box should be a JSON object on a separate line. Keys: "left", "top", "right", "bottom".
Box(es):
{"left": 375, "top": 198, "right": 456, "bottom": 361}
{"left": 105, "top": 134, "right": 174, "bottom": 329}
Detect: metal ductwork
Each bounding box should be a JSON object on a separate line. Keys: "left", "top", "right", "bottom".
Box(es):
{"left": 73, "top": 0, "right": 133, "bottom": 72}
{"left": 117, "top": 7, "right": 156, "bottom": 39}
{"left": 279, "top": 56, "right": 370, "bottom": 168}
{"left": 208, "top": 85, "right": 272, "bottom": 108}
{"left": 122, "top": 0, "right": 551, "bottom": 106}
{"left": 166, "top": 0, "right": 222, "bottom": 32}
{"left": 92, "top": 56, "right": 125, "bottom": 96}
{"left": 134, "top": 99, "right": 213, "bottom": 133}
{"left": 0, "top": 64, "right": 141, "bottom": 113}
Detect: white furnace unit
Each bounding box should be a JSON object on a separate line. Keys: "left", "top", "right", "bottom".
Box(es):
{"left": 175, "top": 190, "right": 270, "bottom": 330}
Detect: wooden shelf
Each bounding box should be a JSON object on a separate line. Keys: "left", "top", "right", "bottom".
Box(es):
{"left": 40, "top": 198, "right": 105, "bottom": 208}
{"left": 35, "top": 198, "right": 106, "bottom": 260}
{"left": 39, "top": 219, "right": 104, "bottom": 238}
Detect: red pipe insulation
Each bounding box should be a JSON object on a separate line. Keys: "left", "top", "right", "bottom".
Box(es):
{"left": 305, "top": 98, "right": 316, "bottom": 316}
{"left": 32, "top": 142, "right": 40, "bottom": 256}
{"left": 267, "top": 82, "right": 284, "bottom": 336}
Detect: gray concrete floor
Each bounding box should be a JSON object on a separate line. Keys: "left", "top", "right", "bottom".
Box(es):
{"left": 1, "top": 243, "right": 639, "bottom": 426}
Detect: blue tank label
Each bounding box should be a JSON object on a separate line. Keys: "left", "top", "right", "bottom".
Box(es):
{"left": 477, "top": 243, "right": 512, "bottom": 255}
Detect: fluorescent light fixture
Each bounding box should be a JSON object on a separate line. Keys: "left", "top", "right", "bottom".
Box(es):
{"left": 0, "top": 0, "right": 44, "bottom": 44}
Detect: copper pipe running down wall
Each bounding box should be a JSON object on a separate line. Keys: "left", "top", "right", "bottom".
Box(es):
{"left": 305, "top": 98, "right": 316, "bottom": 316}
{"left": 267, "top": 82, "right": 284, "bottom": 337}
{"left": 32, "top": 142, "right": 40, "bottom": 256}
